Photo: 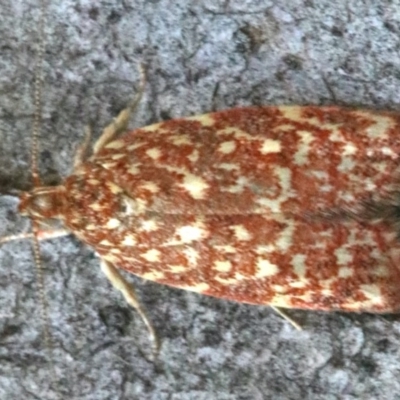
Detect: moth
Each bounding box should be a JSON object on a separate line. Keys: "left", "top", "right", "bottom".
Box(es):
{"left": 13, "top": 101, "right": 400, "bottom": 347}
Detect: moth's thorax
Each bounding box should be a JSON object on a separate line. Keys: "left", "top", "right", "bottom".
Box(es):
{"left": 60, "top": 162, "right": 138, "bottom": 238}
{"left": 18, "top": 185, "right": 67, "bottom": 220}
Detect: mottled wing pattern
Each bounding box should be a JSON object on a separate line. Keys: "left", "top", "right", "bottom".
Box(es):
{"left": 62, "top": 106, "right": 400, "bottom": 312}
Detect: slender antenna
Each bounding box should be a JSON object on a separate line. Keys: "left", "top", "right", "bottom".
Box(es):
{"left": 32, "top": 222, "right": 58, "bottom": 380}
{"left": 31, "top": 0, "right": 60, "bottom": 395}
{"left": 31, "top": 0, "right": 47, "bottom": 187}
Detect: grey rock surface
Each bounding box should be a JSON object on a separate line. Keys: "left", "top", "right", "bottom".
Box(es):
{"left": 1, "top": 1, "right": 400, "bottom": 399}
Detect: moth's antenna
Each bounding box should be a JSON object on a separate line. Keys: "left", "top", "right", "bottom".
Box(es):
{"left": 31, "top": 0, "right": 60, "bottom": 394}
{"left": 32, "top": 221, "right": 56, "bottom": 367}
{"left": 31, "top": 0, "right": 47, "bottom": 187}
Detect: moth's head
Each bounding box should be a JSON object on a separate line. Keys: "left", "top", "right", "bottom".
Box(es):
{"left": 18, "top": 186, "right": 66, "bottom": 221}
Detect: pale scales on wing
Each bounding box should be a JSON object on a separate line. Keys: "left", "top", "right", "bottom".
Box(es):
{"left": 16, "top": 99, "right": 400, "bottom": 337}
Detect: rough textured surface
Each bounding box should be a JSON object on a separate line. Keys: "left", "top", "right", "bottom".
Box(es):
{"left": 2, "top": 1, "right": 400, "bottom": 399}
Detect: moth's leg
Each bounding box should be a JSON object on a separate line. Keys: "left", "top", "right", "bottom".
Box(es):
{"left": 73, "top": 125, "right": 92, "bottom": 169}
{"left": 100, "top": 259, "right": 159, "bottom": 353}
{"left": 0, "top": 228, "right": 69, "bottom": 244}
{"left": 93, "top": 65, "right": 146, "bottom": 154}
{"left": 270, "top": 306, "right": 302, "bottom": 331}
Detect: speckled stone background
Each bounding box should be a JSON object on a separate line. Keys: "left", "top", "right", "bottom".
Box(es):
{"left": 1, "top": 1, "right": 400, "bottom": 399}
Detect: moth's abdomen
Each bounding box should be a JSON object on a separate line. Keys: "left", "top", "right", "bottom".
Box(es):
{"left": 61, "top": 106, "right": 400, "bottom": 313}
